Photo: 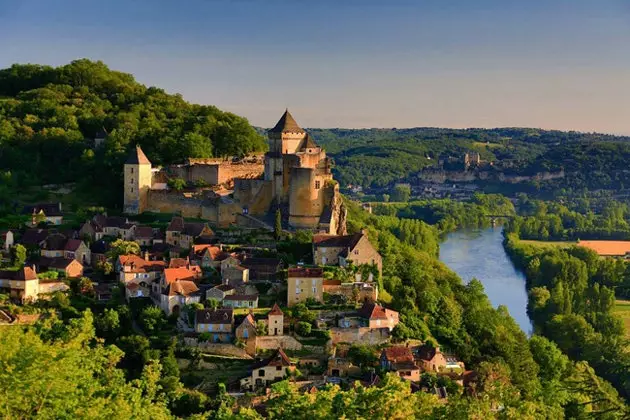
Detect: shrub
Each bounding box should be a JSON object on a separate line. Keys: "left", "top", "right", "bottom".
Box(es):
{"left": 296, "top": 321, "right": 312, "bottom": 336}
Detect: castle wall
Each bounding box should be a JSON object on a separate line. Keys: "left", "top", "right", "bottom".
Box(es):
{"left": 289, "top": 167, "right": 327, "bottom": 229}
{"left": 146, "top": 190, "right": 205, "bottom": 219}
{"left": 166, "top": 162, "right": 263, "bottom": 186}
{"left": 233, "top": 179, "right": 273, "bottom": 215}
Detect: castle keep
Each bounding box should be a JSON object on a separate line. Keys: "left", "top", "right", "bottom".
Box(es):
{"left": 123, "top": 110, "right": 346, "bottom": 234}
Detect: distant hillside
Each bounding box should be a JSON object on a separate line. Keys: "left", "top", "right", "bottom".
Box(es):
{"left": 298, "top": 127, "right": 630, "bottom": 195}
{"left": 0, "top": 59, "right": 266, "bottom": 207}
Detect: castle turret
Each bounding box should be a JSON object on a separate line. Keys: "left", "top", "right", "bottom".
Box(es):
{"left": 124, "top": 145, "right": 152, "bottom": 215}
{"left": 265, "top": 109, "right": 308, "bottom": 201}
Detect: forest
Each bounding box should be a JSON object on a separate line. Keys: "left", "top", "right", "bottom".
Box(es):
{"left": 0, "top": 60, "right": 266, "bottom": 210}
{"left": 308, "top": 127, "right": 630, "bottom": 196}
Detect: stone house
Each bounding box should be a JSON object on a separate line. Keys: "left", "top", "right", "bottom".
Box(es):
{"left": 23, "top": 203, "right": 63, "bottom": 226}
{"left": 206, "top": 284, "right": 235, "bottom": 302}
{"left": 40, "top": 233, "right": 68, "bottom": 258}
{"left": 38, "top": 257, "right": 84, "bottom": 278}
{"left": 240, "top": 257, "right": 284, "bottom": 282}
{"left": 78, "top": 220, "right": 103, "bottom": 241}
{"left": 165, "top": 216, "right": 214, "bottom": 250}
{"left": 287, "top": 267, "right": 324, "bottom": 306}
{"left": 240, "top": 348, "right": 295, "bottom": 391}
{"left": 357, "top": 302, "right": 399, "bottom": 331}
{"left": 267, "top": 303, "right": 284, "bottom": 336}
{"left": 156, "top": 267, "right": 202, "bottom": 314}
{"left": 195, "top": 308, "right": 234, "bottom": 342}
{"left": 133, "top": 226, "right": 155, "bottom": 247}
{"left": 222, "top": 265, "right": 249, "bottom": 287}
{"left": 380, "top": 346, "right": 421, "bottom": 382}
{"left": 412, "top": 345, "right": 464, "bottom": 373}
{"left": 223, "top": 294, "right": 259, "bottom": 309}
{"left": 0, "top": 267, "right": 40, "bottom": 302}
{"left": 327, "top": 345, "right": 361, "bottom": 378}
{"left": 117, "top": 254, "right": 166, "bottom": 285}
{"left": 90, "top": 240, "right": 110, "bottom": 267}
{"left": 235, "top": 312, "right": 257, "bottom": 340}
{"left": 312, "top": 230, "right": 382, "bottom": 276}
{"left": 190, "top": 244, "right": 224, "bottom": 268}
{"left": 63, "top": 239, "right": 91, "bottom": 265}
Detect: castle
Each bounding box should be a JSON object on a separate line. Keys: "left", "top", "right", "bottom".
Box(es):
{"left": 123, "top": 110, "right": 346, "bottom": 234}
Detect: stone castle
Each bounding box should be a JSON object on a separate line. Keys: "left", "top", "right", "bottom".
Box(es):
{"left": 123, "top": 110, "right": 346, "bottom": 234}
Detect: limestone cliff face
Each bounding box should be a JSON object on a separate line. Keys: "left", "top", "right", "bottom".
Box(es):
{"left": 329, "top": 189, "right": 347, "bottom": 235}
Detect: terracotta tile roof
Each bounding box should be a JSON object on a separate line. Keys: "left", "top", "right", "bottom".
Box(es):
{"left": 193, "top": 244, "right": 223, "bottom": 259}
{"left": 358, "top": 302, "right": 393, "bottom": 320}
{"left": 64, "top": 239, "right": 84, "bottom": 252}
{"left": 288, "top": 267, "right": 323, "bottom": 278}
{"left": 169, "top": 258, "right": 189, "bottom": 268}
{"left": 393, "top": 361, "right": 419, "bottom": 371}
{"left": 118, "top": 255, "right": 166, "bottom": 273}
{"left": 163, "top": 267, "right": 197, "bottom": 285}
{"left": 165, "top": 279, "right": 199, "bottom": 296}
{"left": 196, "top": 308, "right": 233, "bottom": 324}
{"left": 268, "top": 109, "right": 305, "bottom": 134}
{"left": 126, "top": 145, "right": 151, "bottom": 165}
{"left": 323, "top": 279, "right": 342, "bottom": 287}
{"left": 577, "top": 240, "right": 630, "bottom": 256}
{"left": 268, "top": 303, "right": 284, "bottom": 316}
{"left": 382, "top": 346, "right": 414, "bottom": 363}
{"left": 240, "top": 313, "right": 256, "bottom": 327}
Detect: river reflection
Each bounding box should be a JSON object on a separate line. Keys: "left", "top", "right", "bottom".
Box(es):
{"left": 439, "top": 227, "right": 532, "bottom": 334}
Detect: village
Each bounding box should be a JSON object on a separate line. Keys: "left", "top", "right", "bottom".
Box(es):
{"left": 0, "top": 206, "right": 471, "bottom": 398}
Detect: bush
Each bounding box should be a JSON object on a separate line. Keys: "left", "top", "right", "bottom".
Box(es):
{"left": 296, "top": 321, "right": 312, "bottom": 336}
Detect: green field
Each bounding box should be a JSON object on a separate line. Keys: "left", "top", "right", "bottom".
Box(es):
{"left": 614, "top": 300, "right": 630, "bottom": 339}
{"left": 519, "top": 240, "right": 575, "bottom": 249}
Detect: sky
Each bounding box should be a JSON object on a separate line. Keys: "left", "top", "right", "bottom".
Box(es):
{"left": 1, "top": 0, "right": 630, "bottom": 133}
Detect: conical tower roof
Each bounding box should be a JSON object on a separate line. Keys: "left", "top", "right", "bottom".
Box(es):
{"left": 300, "top": 133, "right": 319, "bottom": 150}
{"left": 268, "top": 109, "right": 305, "bottom": 134}
{"left": 126, "top": 145, "right": 151, "bottom": 165}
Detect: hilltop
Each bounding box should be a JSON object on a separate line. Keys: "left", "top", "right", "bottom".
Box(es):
{"left": 0, "top": 60, "right": 266, "bottom": 209}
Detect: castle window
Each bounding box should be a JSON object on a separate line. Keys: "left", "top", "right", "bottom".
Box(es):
{"left": 130, "top": 187, "right": 133, "bottom": 193}
{"left": 130, "top": 178, "right": 134, "bottom": 184}
{"left": 130, "top": 168, "right": 134, "bottom": 174}
{"left": 315, "top": 181, "right": 321, "bottom": 190}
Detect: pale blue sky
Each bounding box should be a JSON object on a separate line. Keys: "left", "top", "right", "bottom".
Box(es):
{"left": 1, "top": 0, "right": 630, "bottom": 133}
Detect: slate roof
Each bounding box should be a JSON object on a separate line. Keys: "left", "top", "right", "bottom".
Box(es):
{"left": 263, "top": 348, "right": 292, "bottom": 367}
{"left": 287, "top": 267, "right": 323, "bottom": 278}
{"left": 21, "top": 229, "right": 48, "bottom": 246}
{"left": 64, "top": 239, "right": 84, "bottom": 252}
{"left": 196, "top": 308, "right": 234, "bottom": 324}
{"left": 126, "top": 145, "right": 151, "bottom": 165}
{"left": 103, "top": 216, "right": 129, "bottom": 229}
{"left": 223, "top": 294, "right": 258, "bottom": 302}
{"left": 43, "top": 233, "right": 68, "bottom": 250}
{"left": 312, "top": 233, "right": 364, "bottom": 249}
{"left": 268, "top": 109, "right": 305, "bottom": 134}
{"left": 214, "top": 284, "right": 235, "bottom": 292}
{"left": 0, "top": 267, "right": 38, "bottom": 281}
{"left": 135, "top": 226, "right": 154, "bottom": 238}
{"left": 414, "top": 345, "right": 440, "bottom": 362}
{"left": 39, "top": 256, "right": 81, "bottom": 270}
{"left": 90, "top": 240, "right": 110, "bottom": 254}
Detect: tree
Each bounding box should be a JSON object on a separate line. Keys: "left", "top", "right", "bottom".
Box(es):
{"left": 296, "top": 321, "right": 312, "bottom": 336}
{"left": 391, "top": 184, "right": 411, "bottom": 202}
{"left": 274, "top": 209, "right": 282, "bottom": 240}
{"left": 256, "top": 320, "right": 268, "bottom": 336}
{"left": 10, "top": 244, "right": 26, "bottom": 268}
{"left": 347, "top": 344, "right": 378, "bottom": 368}
{"left": 96, "top": 260, "right": 113, "bottom": 276}
{"left": 138, "top": 306, "right": 166, "bottom": 335}
{"left": 167, "top": 177, "right": 186, "bottom": 191}
{"left": 107, "top": 239, "right": 140, "bottom": 259}
{"left": 95, "top": 308, "right": 121, "bottom": 342}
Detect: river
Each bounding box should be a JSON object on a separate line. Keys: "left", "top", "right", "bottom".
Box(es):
{"left": 439, "top": 227, "right": 532, "bottom": 334}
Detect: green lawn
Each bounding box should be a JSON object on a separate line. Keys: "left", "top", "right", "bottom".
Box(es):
{"left": 614, "top": 300, "right": 630, "bottom": 340}
{"left": 519, "top": 239, "right": 575, "bottom": 249}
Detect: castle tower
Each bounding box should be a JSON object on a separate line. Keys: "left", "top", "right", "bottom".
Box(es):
{"left": 124, "top": 145, "right": 152, "bottom": 215}
{"left": 265, "top": 109, "right": 307, "bottom": 202}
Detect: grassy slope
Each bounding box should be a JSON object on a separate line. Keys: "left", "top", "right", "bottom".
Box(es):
{"left": 614, "top": 300, "right": 630, "bottom": 340}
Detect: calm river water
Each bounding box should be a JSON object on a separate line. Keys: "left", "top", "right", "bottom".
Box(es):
{"left": 439, "top": 227, "right": 533, "bottom": 334}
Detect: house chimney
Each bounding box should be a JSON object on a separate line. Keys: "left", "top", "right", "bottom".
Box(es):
{"left": 144, "top": 250, "right": 150, "bottom": 261}
{"left": 360, "top": 228, "right": 368, "bottom": 236}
